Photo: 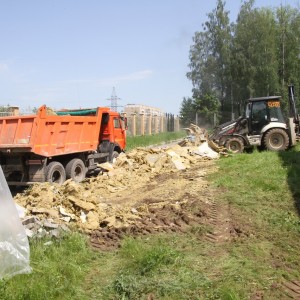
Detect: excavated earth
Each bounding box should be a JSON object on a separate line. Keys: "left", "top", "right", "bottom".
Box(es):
{"left": 15, "top": 143, "right": 235, "bottom": 250}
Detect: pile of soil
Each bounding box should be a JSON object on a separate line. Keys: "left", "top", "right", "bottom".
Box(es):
{"left": 15, "top": 144, "right": 218, "bottom": 237}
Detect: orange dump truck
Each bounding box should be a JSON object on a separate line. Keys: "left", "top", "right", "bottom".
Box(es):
{"left": 0, "top": 105, "right": 127, "bottom": 185}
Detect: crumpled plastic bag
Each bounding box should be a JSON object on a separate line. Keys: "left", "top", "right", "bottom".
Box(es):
{"left": 0, "top": 167, "right": 31, "bottom": 279}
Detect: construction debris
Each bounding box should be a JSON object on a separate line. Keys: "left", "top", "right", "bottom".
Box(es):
{"left": 194, "top": 142, "right": 219, "bottom": 159}
{"left": 22, "top": 216, "right": 70, "bottom": 239}
{"left": 14, "top": 125, "right": 225, "bottom": 235}
{"left": 183, "top": 123, "right": 208, "bottom": 145}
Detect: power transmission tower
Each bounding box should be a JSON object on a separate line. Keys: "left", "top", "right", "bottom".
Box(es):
{"left": 107, "top": 87, "right": 121, "bottom": 112}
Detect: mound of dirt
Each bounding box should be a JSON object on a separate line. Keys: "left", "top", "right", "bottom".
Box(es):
{"left": 13, "top": 132, "right": 232, "bottom": 250}
{"left": 15, "top": 143, "right": 219, "bottom": 235}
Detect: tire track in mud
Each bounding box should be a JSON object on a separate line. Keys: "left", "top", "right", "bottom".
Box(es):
{"left": 205, "top": 198, "right": 233, "bottom": 243}
{"left": 90, "top": 199, "right": 207, "bottom": 250}
{"left": 282, "top": 279, "right": 300, "bottom": 299}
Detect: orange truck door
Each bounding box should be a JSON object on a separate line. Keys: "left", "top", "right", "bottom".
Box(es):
{"left": 112, "top": 116, "right": 126, "bottom": 150}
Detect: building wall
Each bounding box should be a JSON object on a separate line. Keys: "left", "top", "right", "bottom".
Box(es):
{"left": 124, "top": 104, "right": 164, "bottom": 117}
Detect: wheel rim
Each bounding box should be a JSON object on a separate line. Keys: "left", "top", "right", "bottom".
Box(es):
{"left": 269, "top": 133, "right": 284, "bottom": 149}
{"left": 52, "top": 170, "right": 62, "bottom": 183}
{"left": 74, "top": 165, "right": 84, "bottom": 180}
{"left": 229, "top": 141, "right": 241, "bottom": 152}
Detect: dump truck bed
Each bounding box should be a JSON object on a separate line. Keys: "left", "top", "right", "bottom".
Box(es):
{"left": 0, "top": 105, "right": 105, "bottom": 157}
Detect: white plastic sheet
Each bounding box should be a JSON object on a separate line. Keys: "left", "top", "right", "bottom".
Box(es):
{"left": 0, "top": 166, "right": 31, "bottom": 279}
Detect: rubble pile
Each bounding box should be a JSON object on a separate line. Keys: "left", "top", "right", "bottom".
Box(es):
{"left": 22, "top": 216, "right": 70, "bottom": 239}
{"left": 180, "top": 123, "right": 208, "bottom": 146}
{"left": 15, "top": 125, "right": 223, "bottom": 236}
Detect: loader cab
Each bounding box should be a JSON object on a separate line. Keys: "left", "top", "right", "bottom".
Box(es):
{"left": 246, "top": 96, "right": 285, "bottom": 135}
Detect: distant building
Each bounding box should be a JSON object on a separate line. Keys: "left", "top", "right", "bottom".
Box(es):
{"left": 123, "top": 104, "right": 164, "bottom": 116}
{"left": 0, "top": 106, "right": 20, "bottom": 116}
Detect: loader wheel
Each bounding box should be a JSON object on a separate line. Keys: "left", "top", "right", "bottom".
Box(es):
{"left": 225, "top": 137, "right": 244, "bottom": 153}
{"left": 264, "top": 128, "right": 289, "bottom": 151}
{"left": 46, "top": 161, "right": 66, "bottom": 184}
{"left": 65, "top": 158, "right": 86, "bottom": 183}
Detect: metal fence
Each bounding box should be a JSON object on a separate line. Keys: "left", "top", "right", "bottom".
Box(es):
{"left": 0, "top": 112, "right": 13, "bottom": 117}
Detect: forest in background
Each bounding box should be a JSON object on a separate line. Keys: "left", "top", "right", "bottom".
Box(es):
{"left": 181, "top": 0, "right": 300, "bottom": 126}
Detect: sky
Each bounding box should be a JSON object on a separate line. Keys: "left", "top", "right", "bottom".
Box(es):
{"left": 0, "top": 0, "right": 299, "bottom": 115}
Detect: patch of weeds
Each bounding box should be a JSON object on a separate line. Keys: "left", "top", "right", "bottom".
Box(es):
{"left": 218, "top": 288, "right": 240, "bottom": 300}
{"left": 108, "top": 266, "right": 211, "bottom": 300}
{"left": 112, "top": 272, "right": 140, "bottom": 299}
{"left": 102, "top": 237, "right": 213, "bottom": 300}
{"left": 0, "top": 233, "right": 94, "bottom": 300}
{"left": 189, "top": 224, "right": 212, "bottom": 236}
{"left": 119, "top": 237, "right": 182, "bottom": 275}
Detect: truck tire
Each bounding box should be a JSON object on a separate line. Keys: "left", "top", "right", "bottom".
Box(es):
{"left": 65, "top": 158, "right": 86, "bottom": 183}
{"left": 46, "top": 161, "right": 66, "bottom": 184}
{"left": 111, "top": 151, "right": 119, "bottom": 163}
{"left": 264, "top": 128, "right": 289, "bottom": 151}
{"left": 225, "top": 137, "right": 244, "bottom": 153}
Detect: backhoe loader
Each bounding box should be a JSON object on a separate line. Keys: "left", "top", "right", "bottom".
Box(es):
{"left": 210, "top": 85, "right": 299, "bottom": 153}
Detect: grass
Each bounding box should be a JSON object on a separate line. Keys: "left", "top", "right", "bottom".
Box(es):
{"left": 1, "top": 141, "right": 300, "bottom": 299}
{"left": 212, "top": 147, "right": 300, "bottom": 235}
{"left": 207, "top": 145, "right": 300, "bottom": 297}
{"left": 0, "top": 233, "right": 95, "bottom": 299}
{"left": 125, "top": 131, "right": 186, "bottom": 151}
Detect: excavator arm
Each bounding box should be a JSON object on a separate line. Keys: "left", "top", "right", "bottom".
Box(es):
{"left": 288, "top": 85, "right": 299, "bottom": 128}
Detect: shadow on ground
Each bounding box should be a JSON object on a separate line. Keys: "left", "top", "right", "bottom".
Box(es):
{"left": 279, "top": 148, "right": 300, "bottom": 216}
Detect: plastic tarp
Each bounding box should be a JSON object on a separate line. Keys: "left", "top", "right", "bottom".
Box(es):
{"left": 0, "top": 166, "right": 31, "bottom": 279}
{"left": 56, "top": 109, "right": 97, "bottom": 116}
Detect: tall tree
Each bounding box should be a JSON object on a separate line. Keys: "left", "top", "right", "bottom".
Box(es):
{"left": 179, "top": 97, "right": 196, "bottom": 126}
{"left": 193, "top": 92, "right": 220, "bottom": 125}
{"left": 187, "top": 0, "right": 232, "bottom": 115}
{"left": 183, "top": 0, "right": 300, "bottom": 126}
{"left": 276, "top": 5, "right": 300, "bottom": 110}
{"left": 232, "top": 1, "right": 279, "bottom": 101}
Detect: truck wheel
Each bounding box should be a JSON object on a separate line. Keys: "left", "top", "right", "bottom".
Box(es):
{"left": 65, "top": 158, "right": 86, "bottom": 183}
{"left": 264, "top": 128, "right": 289, "bottom": 151}
{"left": 46, "top": 161, "right": 66, "bottom": 184}
{"left": 111, "top": 151, "right": 119, "bottom": 163}
{"left": 225, "top": 137, "right": 244, "bottom": 153}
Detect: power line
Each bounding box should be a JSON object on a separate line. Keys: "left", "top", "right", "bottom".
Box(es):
{"left": 107, "top": 87, "right": 122, "bottom": 112}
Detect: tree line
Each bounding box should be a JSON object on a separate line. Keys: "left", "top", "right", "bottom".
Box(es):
{"left": 180, "top": 0, "right": 300, "bottom": 126}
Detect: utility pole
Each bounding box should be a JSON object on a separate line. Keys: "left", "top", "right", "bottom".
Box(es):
{"left": 107, "top": 87, "right": 121, "bottom": 112}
